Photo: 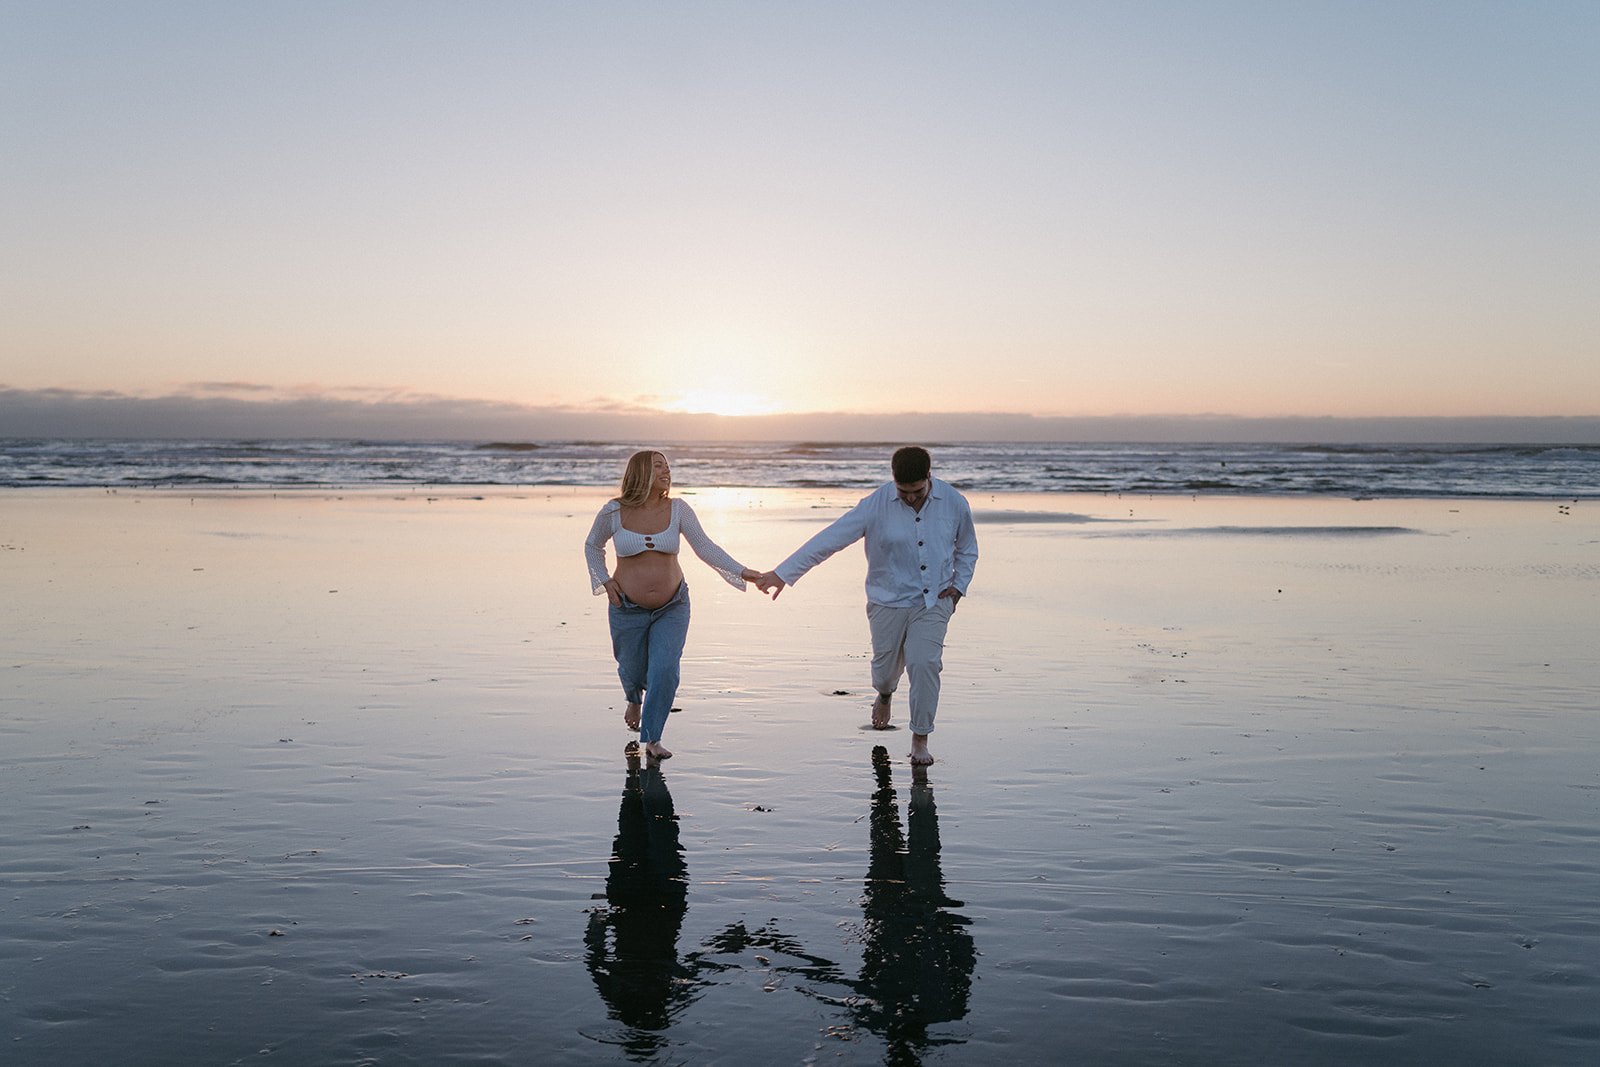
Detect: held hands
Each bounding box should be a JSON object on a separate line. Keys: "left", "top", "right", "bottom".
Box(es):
{"left": 745, "top": 570, "right": 953, "bottom": 605}
{"left": 739, "top": 567, "right": 786, "bottom": 600}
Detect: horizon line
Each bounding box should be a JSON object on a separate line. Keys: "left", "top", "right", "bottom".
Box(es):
{"left": 3, "top": 385, "right": 1599, "bottom": 444}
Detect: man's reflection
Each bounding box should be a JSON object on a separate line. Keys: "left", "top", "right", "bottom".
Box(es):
{"left": 584, "top": 750, "right": 692, "bottom": 1052}
{"left": 851, "top": 744, "right": 976, "bottom": 1058}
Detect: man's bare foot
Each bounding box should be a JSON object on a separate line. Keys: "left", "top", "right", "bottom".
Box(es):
{"left": 624, "top": 702, "right": 641, "bottom": 731}
{"left": 871, "top": 692, "right": 892, "bottom": 730}
{"left": 909, "top": 733, "right": 934, "bottom": 765}
{"left": 644, "top": 741, "right": 673, "bottom": 760}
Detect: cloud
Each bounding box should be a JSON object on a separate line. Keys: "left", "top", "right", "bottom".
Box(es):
{"left": 183, "top": 381, "right": 278, "bottom": 394}
{"left": 1, "top": 385, "right": 1598, "bottom": 443}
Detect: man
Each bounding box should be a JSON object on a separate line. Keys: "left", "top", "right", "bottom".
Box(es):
{"left": 756, "top": 446, "right": 978, "bottom": 765}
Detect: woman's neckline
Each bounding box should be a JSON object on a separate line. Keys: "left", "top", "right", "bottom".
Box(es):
{"left": 619, "top": 497, "right": 674, "bottom": 535}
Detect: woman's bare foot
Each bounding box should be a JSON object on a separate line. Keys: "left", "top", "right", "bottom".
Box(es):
{"left": 644, "top": 741, "right": 673, "bottom": 760}
{"left": 909, "top": 733, "right": 934, "bottom": 765}
{"left": 624, "top": 702, "right": 641, "bottom": 731}
{"left": 871, "top": 693, "right": 892, "bottom": 729}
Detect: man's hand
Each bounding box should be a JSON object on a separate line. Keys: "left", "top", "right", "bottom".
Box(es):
{"left": 754, "top": 571, "right": 787, "bottom": 599}
{"left": 937, "top": 586, "right": 963, "bottom": 610}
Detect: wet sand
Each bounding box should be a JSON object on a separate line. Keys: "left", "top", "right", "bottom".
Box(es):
{"left": 2, "top": 487, "right": 1598, "bottom": 1064}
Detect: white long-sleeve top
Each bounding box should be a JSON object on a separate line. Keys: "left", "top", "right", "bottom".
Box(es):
{"left": 774, "top": 478, "right": 978, "bottom": 609}
{"left": 584, "top": 498, "right": 748, "bottom": 594}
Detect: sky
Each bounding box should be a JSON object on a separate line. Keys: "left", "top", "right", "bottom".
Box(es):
{"left": 3, "top": 1, "right": 1597, "bottom": 440}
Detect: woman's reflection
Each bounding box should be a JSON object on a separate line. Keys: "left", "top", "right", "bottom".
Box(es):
{"left": 851, "top": 744, "right": 976, "bottom": 1057}
{"left": 584, "top": 749, "right": 692, "bottom": 1051}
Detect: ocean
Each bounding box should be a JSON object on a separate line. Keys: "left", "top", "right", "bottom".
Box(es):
{"left": 2, "top": 438, "right": 1598, "bottom": 497}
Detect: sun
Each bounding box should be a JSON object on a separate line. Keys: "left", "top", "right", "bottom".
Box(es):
{"left": 663, "top": 390, "right": 782, "bottom": 418}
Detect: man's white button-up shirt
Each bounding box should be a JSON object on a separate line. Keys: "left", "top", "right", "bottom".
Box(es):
{"left": 774, "top": 477, "right": 978, "bottom": 609}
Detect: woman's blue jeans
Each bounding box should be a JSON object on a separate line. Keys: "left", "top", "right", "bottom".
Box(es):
{"left": 609, "top": 582, "right": 690, "bottom": 744}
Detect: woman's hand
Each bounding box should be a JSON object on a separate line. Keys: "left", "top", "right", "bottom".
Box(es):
{"left": 739, "top": 567, "right": 762, "bottom": 585}
{"left": 603, "top": 578, "right": 623, "bottom": 607}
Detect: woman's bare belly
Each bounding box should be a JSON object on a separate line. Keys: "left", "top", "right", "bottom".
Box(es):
{"left": 614, "top": 553, "right": 685, "bottom": 609}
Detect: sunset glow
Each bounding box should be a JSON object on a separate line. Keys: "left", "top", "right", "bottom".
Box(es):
{"left": 661, "top": 390, "right": 784, "bottom": 419}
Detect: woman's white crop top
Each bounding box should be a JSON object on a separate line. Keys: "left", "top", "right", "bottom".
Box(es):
{"left": 584, "top": 498, "right": 747, "bottom": 594}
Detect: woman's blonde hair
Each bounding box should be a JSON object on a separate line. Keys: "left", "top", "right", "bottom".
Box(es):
{"left": 615, "top": 450, "right": 666, "bottom": 507}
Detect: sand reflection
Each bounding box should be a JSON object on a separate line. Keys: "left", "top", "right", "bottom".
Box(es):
{"left": 583, "top": 745, "right": 976, "bottom": 1061}
{"left": 584, "top": 751, "right": 692, "bottom": 1054}
{"left": 847, "top": 744, "right": 976, "bottom": 1058}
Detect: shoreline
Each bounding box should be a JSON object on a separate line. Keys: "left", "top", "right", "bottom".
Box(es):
{"left": 1, "top": 482, "right": 1592, "bottom": 502}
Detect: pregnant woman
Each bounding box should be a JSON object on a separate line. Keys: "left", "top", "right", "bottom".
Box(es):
{"left": 584, "top": 450, "right": 759, "bottom": 760}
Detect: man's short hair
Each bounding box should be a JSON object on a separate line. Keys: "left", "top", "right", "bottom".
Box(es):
{"left": 891, "top": 446, "right": 932, "bottom": 485}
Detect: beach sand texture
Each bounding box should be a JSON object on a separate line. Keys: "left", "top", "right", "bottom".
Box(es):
{"left": 2, "top": 488, "right": 1597, "bottom": 1065}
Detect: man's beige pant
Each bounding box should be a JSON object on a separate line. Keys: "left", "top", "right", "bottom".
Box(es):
{"left": 866, "top": 599, "right": 953, "bottom": 735}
